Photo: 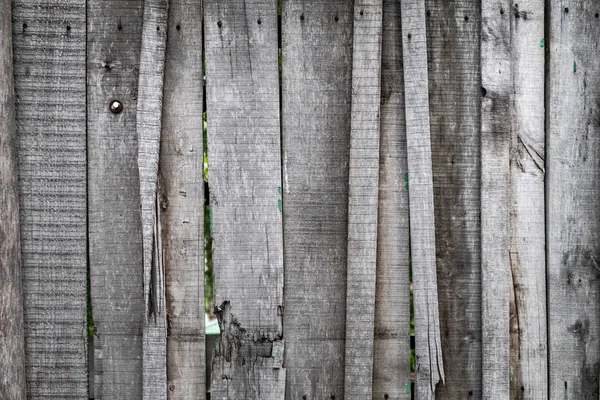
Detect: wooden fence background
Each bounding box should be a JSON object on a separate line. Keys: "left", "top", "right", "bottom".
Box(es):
{"left": 1, "top": 0, "right": 599, "bottom": 399}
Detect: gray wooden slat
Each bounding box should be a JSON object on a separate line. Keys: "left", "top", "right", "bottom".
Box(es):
{"left": 372, "top": 0, "right": 412, "bottom": 398}
{"left": 343, "top": 1, "right": 382, "bottom": 398}
{"left": 547, "top": 1, "right": 600, "bottom": 397}
{"left": 424, "top": 1, "right": 482, "bottom": 398}
{"left": 508, "top": 0, "right": 547, "bottom": 398}
{"left": 136, "top": 0, "right": 169, "bottom": 397}
{"left": 281, "top": 1, "right": 353, "bottom": 398}
{"left": 400, "top": 1, "right": 444, "bottom": 399}
{"left": 11, "top": 1, "right": 87, "bottom": 397}
{"left": 87, "top": 0, "right": 145, "bottom": 397}
{"left": 160, "top": 1, "right": 205, "bottom": 398}
{"left": 0, "top": 0, "right": 26, "bottom": 397}
{"left": 205, "top": 1, "right": 285, "bottom": 398}
{"left": 480, "top": 0, "right": 511, "bottom": 397}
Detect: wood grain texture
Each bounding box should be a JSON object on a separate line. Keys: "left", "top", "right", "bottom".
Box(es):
{"left": 424, "top": 1, "right": 482, "bottom": 398}
{"left": 87, "top": 0, "right": 145, "bottom": 397}
{"left": 480, "top": 0, "right": 511, "bottom": 397}
{"left": 12, "top": 1, "right": 88, "bottom": 397}
{"left": 0, "top": 0, "right": 26, "bottom": 397}
{"left": 205, "top": 1, "right": 285, "bottom": 398}
{"left": 547, "top": 1, "right": 600, "bottom": 398}
{"left": 281, "top": 1, "right": 353, "bottom": 398}
{"left": 160, "top": 0, "right": 205, "bottom": 398}
{"left": 508, "top": 1, "right": 547, "bottom": 398}
{"left": 372, "top": 0, "right": 412, "bottom": 398}
{"left": 343, "top": 1, "right": 382, "bottom": 398}
{"left": 400, "top": 1, "right": 444, "bottom": 398}
{"left": 136, "top": 0, "right": 169, "bottom": 397}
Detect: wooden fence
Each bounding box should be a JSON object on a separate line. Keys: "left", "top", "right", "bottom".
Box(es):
{"left": 1, "top": 0, "right": 599, "bottom": 399}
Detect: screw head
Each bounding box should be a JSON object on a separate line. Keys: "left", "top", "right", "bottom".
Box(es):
{"left": 110, "top": 100, "right": 123, "bottom": 114}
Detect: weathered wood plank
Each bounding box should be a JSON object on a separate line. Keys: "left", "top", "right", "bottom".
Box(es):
{"left": 343, "top": 1, "right": 382, "bottom": 398}
{"left": 480, "top": 0, "right": 511, "bottom": 397}
{"left": 400, "top": 1, "right": 444, "bottom": 398}
{"left": 87, "top": 0, "right": 145, "bottom": 397}
{"left": 372, "top": 0, "right": 412, "bottom": 398}
{"left": 424, "top": 1, "right": 482, "bottom": 397}
{"left": 12, "top": 0, "right": 88, "bottom": 397}
{"left": 547, "top": 1, "right": 600, "bottom": 398}
{"left": 205, "top": 1, "right": 285, "bottom": 398}
{"left": 508, "top": 1, "right": 547, "bottom": 398}
{"left": 0, "top": 0, "right": 26, "bottom": 397}
{"left": 160, "top": 1, "right": 205, "bottom": 398}
{"left": 281, "top": 1, "right": 353, "bottom": 398}
{"left": 136, "top": 0, "right": 169, "bottom": 397}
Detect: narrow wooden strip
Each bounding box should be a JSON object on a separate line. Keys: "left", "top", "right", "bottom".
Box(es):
{"left": 87, "top": 0, "right": 145, "bottom": 397}
{"left": 160, "top": 1, "right": 205, "bottom": 398}
{"left": 343, "top": 1, "right": 383, "bottom": 398}
{"left": 424, "top": 1, "right": 482, "bottom": 397}
{"left": 507, "top": 1, "right": 547, "bottom": 398}
{"left": 0, "top": 0, "right": 26, "bottom": 397}
{"left": 281, "top": 1, "right": 353, "bottom": 398}
{"left": 547, "top": 1, "right": 600, "bottom": 397}
{"left": 12, "top": 1, "right": 88, "bottom": 397}
{"left": 372, "top": 0, "right": 412, "bottom": 397}
{"left": 136, "top": 0, "right": 169, "bottom": 397}
{"left": 480, "top": 0, "right": 511, "bottom": 397}
{"left": 400, "top": 1, "right": 444, "bottom": 398}
{"left": 205, "top": 1, "right": 285, "bottom": 397}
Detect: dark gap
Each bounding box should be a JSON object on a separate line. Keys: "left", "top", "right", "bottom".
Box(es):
{"left": 257, "top": 18, "right": 261, "bottom": 25}
{"left": 22, "top": 22, "right": 27, "bottom": 31}
{"left": 564, "top": 7, "right": 568, "bottom": 13}
{"left": 334, "top": 14, "right": 339, "bottom": 22}
{"left": 217, "top": 20, "right": 222, "bottom": 27}
{"left": 464, "top": 15, "right": 469, "bottom": 21}
{"left": 408, "top": 33, "right": 412, "bottom": 39}
{"left": 176, "top": 24, "right": 181, "bottom": 30}
{"left": 595, "top": 13, "right": 599, "bottom": 18}
{"left": 67, "top": 25, "right": 71, "bottom": 31}
{"left": 156, "top": 26, "right": 160, "bottom": 31}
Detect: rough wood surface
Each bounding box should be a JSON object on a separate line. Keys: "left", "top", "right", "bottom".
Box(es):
{"left": 400, "top": 1, "right": 444, "bottom": 398}
{"left": 547, "top": 1, "right": 600, "bottom": 398}
{"left": 281, "top": 1, "right": 353, "bottom": 398}
{"left": 136, "top": 0, "right": 169, "bottom": 397}
{"left": 12, "top": 1, "right": 88, "bottom": 397}
{"left": 343, "top": 1, "right": 382, "bottom": 398}
{"left": 508, "top": 1, "right": 547, "bottom": 398}
{"left": 205, "top": 1, "right": 285, "bottom": 398}
{"left": 0, "top": 0, "right": 26, "bottom": 397}
{"left": 160, "top": 1, "right": 205, "bottom": 398}
{"left": 425, "top": 1, "right": 482, "bottom": 397}
{"left": 87, "top": 0, "right": 145, "bottom": 397}
{"left": 480, "top": 0, "right": 511, "bottom": 397}
{"left": 372, "top": 0, "right": 412, "bottom": 398}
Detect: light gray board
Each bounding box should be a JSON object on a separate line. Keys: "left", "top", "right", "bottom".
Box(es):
{"left": 160, "top": 0, "right": 205, "bottom": 398}
{"left": 281, "top": 0, "right": 353, "bottom": 398}
{"left": 400, "top": 0, "right": 444, "bottom": 398}
{"left": 480, "top": 0, "right": 511, "bottom": 397}
{"left": 508, "top": 0, "right": 547, "bottom": 398}
{"left": 547, "top": 1, "right": 600, "bottom": 398}
{"left": 11, "top": 1, "right": 88, "bottom": 397}
{"left": 205, "top": 0, "right": 285, "bottom": 398}
{"left": 372, "top": 0, "right": 412, "bottom": 398}
{"left": 0, "top": 0, "right": 26, "bottom": 397}
{"left": 87, "top": 0, "right": 145, "bottom": 397}
{"left": 135, "top": 0, "right": 169, "bottom": 397}
{"left": 424, "top": 1, "right": 482, "bottom": 398}
{"left": 343, "top": 1, "right": 382, "bottom": 399}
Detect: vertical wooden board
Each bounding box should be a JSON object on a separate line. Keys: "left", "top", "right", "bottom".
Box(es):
{"left": 343, "top": 1, "right": 382, "bottom": 398}
{"left": 205, "top": 0, "right": 285, "bottom": 398}
{"left": 87, "top": 0, "right": 145, "bottom": 397}
{"left": 547, "top": 1, "right": 600, "bottom": 398}
{"left": 372, "top": 0, "right": 412, "bottom": 398}
{"left": 11, "top": 1, "right": 87, "bottom": 397}
{"left": 160, "top": 1, "right": 205, "bottom": 398}
{"left": 424, "top": 0, "right": 482, "bottom": 397}
{"left": 0, "top": 0, "right": 26, "bottom": 397}
{"left": 508, "top": 0, "right": 547, "bottom": 398}
{"left": 281, "top": 1, "right": 353, "bottom": 398}
{"left": 480, "top": 0, "right": 511, "bottom": 397}
{"left": 400, "top": 1, "right": 444, "bottom": 398}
